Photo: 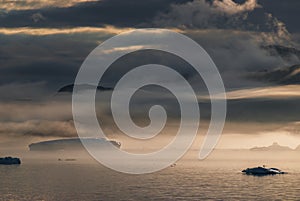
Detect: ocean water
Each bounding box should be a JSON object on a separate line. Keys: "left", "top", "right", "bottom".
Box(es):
{"left": 1, "top": 151, "right": 300, "bottom": 201}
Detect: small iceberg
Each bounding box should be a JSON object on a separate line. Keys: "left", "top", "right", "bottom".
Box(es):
{"left": 0, "top": 157, "right": 21, "bottom": 165}
{"left": 242, "top": 166, "right": 286, "bottom": 175}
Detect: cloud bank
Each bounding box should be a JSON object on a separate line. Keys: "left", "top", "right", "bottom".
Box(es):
{"left": 213, "top": 0, "right": 259, "bottom": 15}
{"left": 154, "top": 0, "right": 292, "bottom": 46}
{"left": 0, "top": 0, "right": 97, "bottom": 11}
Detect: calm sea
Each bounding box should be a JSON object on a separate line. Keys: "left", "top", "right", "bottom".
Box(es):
{"left": 1, "top": 151, "right": 300, "bottom": 201}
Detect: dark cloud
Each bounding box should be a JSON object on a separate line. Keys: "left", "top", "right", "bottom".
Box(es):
{"left": 249, "top": 64, "right": 300, "bottom": 85}
{"left": 0, "top": 0, "right": 191, "bottom": 28}
{"left": 258, "top": 0, "right": 300, "bottom": 33}
{"left": 183, "top": 30, "right": 300, "bottom": 89}
{"left": 1, "top": 0, "right": 300, "bottom": 141}
{"left": 0, "top": 1, "right": 299, "bottom": 97}
{"left": 226, "top": 98, "right": 300, "bottom": 123}
{"left": 154, "top": 0, "right": 260, "bottom": 29}
{"left": 0, "top": 30, "right": 115, "bottom": 97}
{"left": 0, "top": 0, "right": 299, "bottom": 36}
{"left": 1, "top": 28, "right": 299, "bottom": 101}
{"left": 153, "top": 0, "right": 295, "bottom": 45}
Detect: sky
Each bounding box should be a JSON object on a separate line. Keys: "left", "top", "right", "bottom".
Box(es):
{"left": 1, "top": 0, "right": 300, "bottom": 150}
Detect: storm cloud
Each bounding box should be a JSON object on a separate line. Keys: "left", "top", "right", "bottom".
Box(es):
{"left": 1, "top": 0, "right": 300, "bottom": 144}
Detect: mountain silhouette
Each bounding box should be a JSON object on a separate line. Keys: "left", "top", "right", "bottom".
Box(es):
{"left": 250, "top": 142, "right": 293, "bottom": 151}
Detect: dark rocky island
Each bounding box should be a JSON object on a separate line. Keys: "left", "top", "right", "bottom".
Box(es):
{"left": 58, "top": 84, "right": 113, "bottom": 93}
{"left": 242, "top": 166, "right": 286, "bottom": 176}
{"left": 0, "top": 157, "right": 21, "bottom": 165}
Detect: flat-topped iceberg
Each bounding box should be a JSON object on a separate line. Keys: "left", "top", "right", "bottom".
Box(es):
{"left": 29, "top": 138, "right": 121, "bottom": 151}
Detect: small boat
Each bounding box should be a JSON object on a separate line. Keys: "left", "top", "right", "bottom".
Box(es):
{"left": 242, "top": 166, "right": 286, "bottom": 176}
{"left": 0, "top": 157, "right": 21, "bottom": 165}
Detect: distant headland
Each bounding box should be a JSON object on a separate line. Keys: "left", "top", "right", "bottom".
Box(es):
{"left": 250, "top": 142, "right": 294, "bottom": 151}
